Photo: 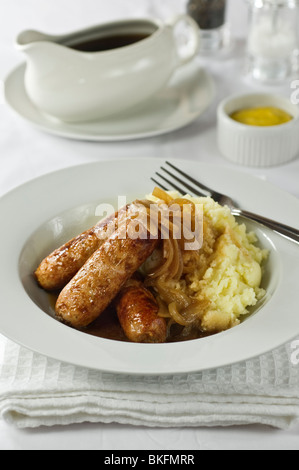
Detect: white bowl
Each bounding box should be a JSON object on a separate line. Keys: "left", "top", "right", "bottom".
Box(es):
{"left": 2, "top": 159, "right": 299, "bottom": 375}
{"left": 217, "top": 93, "right": 299, "bottom": 167}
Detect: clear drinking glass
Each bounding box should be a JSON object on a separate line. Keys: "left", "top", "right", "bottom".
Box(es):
{"left": 246, "top": 0, "right": 299, "bottom": 82}
{"left": 187, "top": 0, "right": 229, "bottom": 52}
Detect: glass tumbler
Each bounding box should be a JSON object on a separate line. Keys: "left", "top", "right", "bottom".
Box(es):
{"left": 246, "top": 0, "right": 299, "bottom": 82}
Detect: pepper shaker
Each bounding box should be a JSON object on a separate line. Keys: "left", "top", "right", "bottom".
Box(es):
{"left": 187, "top": 0, "right": 229, "bottom": 52}
{"left": 246, "top": 0, "right": 299, "bottom": 82}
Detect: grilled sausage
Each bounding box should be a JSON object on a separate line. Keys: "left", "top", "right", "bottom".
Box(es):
{"left": 55, "top": 228, "right": 158, "bottom": 329}
{"left": 35, "top": 205, "right": 128, "bottom": 291}
{"left": 116, "top": 281, "right": 167, "bottom": 343}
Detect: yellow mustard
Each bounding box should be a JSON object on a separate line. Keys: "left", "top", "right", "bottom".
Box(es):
{"left": 230, "top": 107, "right": 293, "bottom": 127}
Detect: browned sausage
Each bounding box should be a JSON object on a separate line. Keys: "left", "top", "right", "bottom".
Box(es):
{"left": 55, "top": 228, "right": 158, "bottom": 329}
{"left": 35, "top": 205, "right": 128, "bottom": 292}
{"left": 116, "top": 281, "right": 167, "bottom": 343}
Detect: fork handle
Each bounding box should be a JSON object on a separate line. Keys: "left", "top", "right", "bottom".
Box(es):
{"left": 231, "top": 209, "right": 299, "bottom": 244}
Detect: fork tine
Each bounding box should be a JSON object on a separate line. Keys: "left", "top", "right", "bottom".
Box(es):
{"left": 150, "top": 177, "right": 169, "bottom": 191}
{"left": 165, "top": 161, "right": 213, "bottom": 196}
{"left": 160, "top": 166, "right": 206, "bottom": 198}
{"left": 154, "top": 172, "right": 191, "bottom": 196}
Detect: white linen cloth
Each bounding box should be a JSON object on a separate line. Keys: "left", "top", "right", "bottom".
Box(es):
{"left": 1, "top": 337, "right": 299, "bottom": 430}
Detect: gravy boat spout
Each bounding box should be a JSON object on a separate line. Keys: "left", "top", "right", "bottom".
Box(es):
{"left": 16, "top": 30, "right": 63, "bottom": 50}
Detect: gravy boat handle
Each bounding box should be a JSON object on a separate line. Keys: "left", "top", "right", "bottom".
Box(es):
{"left": 168, "top": 14, "right": 200, "bottom": 66}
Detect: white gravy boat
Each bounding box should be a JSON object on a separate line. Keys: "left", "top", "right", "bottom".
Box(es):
{"left": 16, "top": 16, "right": 200, "bottom": 123}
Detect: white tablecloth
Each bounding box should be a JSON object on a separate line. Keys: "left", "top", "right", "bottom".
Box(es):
{"left": 1, "top": 0, "right": 299, "bottom": 449}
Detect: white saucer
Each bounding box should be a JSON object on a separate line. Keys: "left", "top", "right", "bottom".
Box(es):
{"left": 4, "top": 60, "right": 215, "bottom": 141}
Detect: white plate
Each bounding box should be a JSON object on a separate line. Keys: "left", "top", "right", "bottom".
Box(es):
{"left": 4, "top": 60, "right": 214, "bottom": 142}
{"left": 1, "top": 158, "right": 299, "bottom": 375}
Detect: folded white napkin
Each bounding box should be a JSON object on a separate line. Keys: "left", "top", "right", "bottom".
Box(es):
{"left": 1, "top": 337, "right": 299, "bottom": 429}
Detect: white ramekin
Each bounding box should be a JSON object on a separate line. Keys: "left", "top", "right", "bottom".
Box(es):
{"left": 217, "top": 93, "right": 299, "bottom": 167}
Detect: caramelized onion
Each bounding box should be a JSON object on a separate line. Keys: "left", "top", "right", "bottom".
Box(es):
{"left": 136, "top": 189, "right": 205, "bottom": 331}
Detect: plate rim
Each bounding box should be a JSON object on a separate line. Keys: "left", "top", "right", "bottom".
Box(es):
{"left": 1, "top": 157, "right": 299, "bottom": 376}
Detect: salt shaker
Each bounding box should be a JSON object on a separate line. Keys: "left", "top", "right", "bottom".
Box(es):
{"left": 246, "top": 0, "right": 299, "bottom": 82}
{"left": 187, "top": 0, "right": 229, "bottom": 52}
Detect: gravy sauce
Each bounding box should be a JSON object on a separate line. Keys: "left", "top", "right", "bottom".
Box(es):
{"left": 69, "top": 33, "right": 150, "bottom": 53}
{"left": 49, "top": 293, "right": 210, "bottom": 343}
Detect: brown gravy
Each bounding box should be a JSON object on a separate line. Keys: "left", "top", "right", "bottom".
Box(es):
{"left": 80, "top": 308, "right": 210, "bottom": 343}
{"left": 49, "top": 293, "right": 210, "bottom": 343}
{"left": 69, "top": 33, "right": 150, "bottom": 53}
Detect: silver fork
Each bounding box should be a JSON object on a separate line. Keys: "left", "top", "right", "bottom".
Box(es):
{"left": 151, "top": 161, "right": 299, "bottom": 245}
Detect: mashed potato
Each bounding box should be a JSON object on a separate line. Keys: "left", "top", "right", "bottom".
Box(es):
{"left": 147, "top": 192, "right": 269, "bottom": 334}
{"left": 184, "top": 195, "right": 268, "bottom": 332}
